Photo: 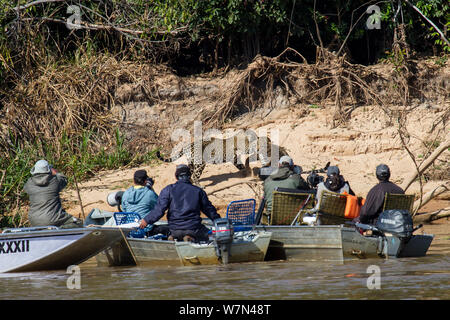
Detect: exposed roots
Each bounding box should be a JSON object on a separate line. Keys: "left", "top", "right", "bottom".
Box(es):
{"left": 205, "top": 47, "right": 388, "bottom": 128}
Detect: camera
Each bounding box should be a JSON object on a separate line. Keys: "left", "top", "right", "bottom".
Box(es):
{"left": 145, "top": 177, "right": 154, "bottom": 188}
{"left": 307, "top": 171, "right": 324, "bottom": 189}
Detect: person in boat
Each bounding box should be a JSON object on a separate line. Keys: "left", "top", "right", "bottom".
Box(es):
{"left": 24, "top": 160, "right": 83, "bottom": 229}
{"left": 314, "top": 165, "right": 355, "bottom": 210}
{"left": 121, "top": 169, "right": 158, "bottom": 219}
{"left": 357, "top": 164, "right": 404, "bottom": 225}
{"left": 138, "top": 164, "right": 220, "bottom": 242}
{"left": 263, "top": 156, "right": 310, "bottom": 217}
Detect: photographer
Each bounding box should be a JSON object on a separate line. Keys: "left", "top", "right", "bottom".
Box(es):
{"left": 121, "top": 169, "right": 158, "bottom": 219}
{"left": 24, "top": 159, "right": 83, "bottom": 228}
{"left": 263, "top": 156, "right": 309, "bottom": 219}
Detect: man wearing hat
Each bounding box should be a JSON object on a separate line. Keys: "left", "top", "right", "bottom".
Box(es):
{"left": 358, "top": 164, "right": 404, "bottom": 224}
{"left": 139, "top": 164, "right": 220, "bottom": 242}
{"left": 314, "top": 165, "right": 354, "bottom": 210}
{"left": 263, "top": 156, "right": 309, "bottom": 221}
{"left": 24, "top": 159, "right": 83, "bottom": 228}
{"left": 121, "top": 169, "right": 158, "bottom": 218}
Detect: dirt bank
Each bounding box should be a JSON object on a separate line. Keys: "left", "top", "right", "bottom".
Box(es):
{"left": 54, "top": 57, "right": 448, "bottom": 252}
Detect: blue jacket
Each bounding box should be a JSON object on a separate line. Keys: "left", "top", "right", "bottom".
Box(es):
{"left": 121, "top": 186, "right": 158, "bottom": 218}
{"left": 144, "top": 180, "right": 220, "bottom": 231}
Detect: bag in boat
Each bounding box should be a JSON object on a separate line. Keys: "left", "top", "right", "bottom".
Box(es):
{"left": 375, "top": 209, "right": 413, "bottom": 238}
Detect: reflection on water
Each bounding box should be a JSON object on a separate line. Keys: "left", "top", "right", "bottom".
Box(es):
{"left": 1, "top": 254, "right": 449, "bottom": 300}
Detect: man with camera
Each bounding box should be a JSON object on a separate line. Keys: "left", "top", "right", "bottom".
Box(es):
{"left": 24, "top": 159, "right": 83, "bottom": 228}
{"left": 121, "top": 169, "right": 158, "bottom": 219}
{"left": 263, "top": 156, "right": 309, "bottom": 222}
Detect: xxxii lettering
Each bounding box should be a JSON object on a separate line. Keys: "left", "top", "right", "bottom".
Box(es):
{"left": 0, "top": 240, "right": 29, "bottom": 254}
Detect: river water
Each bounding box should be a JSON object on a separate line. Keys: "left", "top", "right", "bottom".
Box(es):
{"left": 1, "top": 253, "right": 449, "bottom": 300}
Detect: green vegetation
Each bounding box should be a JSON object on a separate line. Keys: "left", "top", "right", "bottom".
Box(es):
{"left": 0, "top": 1, "right": 448, "bottom": 227}
{"left": 0, "top": 129, "right": 158, "bottom": 227}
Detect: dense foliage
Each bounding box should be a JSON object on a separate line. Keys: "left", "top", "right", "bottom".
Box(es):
{"left": 0, "top": 0, "right": 448, "bottom": 227}
{"left": 0, "top": 0, "right": 448, "bottom": 77}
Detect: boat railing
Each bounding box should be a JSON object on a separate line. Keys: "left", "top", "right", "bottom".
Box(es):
{"left": 2, "top": 226, "right": 60, "bottom": 233}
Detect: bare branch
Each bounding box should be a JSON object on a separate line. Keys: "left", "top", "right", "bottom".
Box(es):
{"left": 413, "top": 183, "right": 450, "bottom": 213}
{"left": 414, "top": 207, "right": 450, "bottom": 223}
{"left": 403, "top": 0, "right": 450, "bottom": 47}
{"left": 401, "top": 137, "right": 450, "bottom": 191}
{"left": 12, "top": 0, "right": 65, "bottom": 12}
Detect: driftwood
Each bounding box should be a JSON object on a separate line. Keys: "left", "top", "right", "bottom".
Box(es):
{"left": 412, "top": 183, "right": 450, "bottom": 213}
{"left": 414, "top": 207, "right": 450, "bottom": 224}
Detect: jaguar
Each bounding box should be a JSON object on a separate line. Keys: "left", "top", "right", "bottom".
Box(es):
{"left": 156, "top": 131, "right": 289, "bottom": 186}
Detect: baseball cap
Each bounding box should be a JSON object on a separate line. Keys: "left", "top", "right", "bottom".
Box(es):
{"left": 175, "top": 164, "right": 191, "bottom": 177}
{"left": 327, "top": 166, "right": 340, "bottom": 176}
{"left": 376, "top": 164, "right": 390, "bottom": 180}
{"left": 279, "top": 156, "right": 293, "bottom": 166}
{"left": 30, "top": 159, "right": 52, "bottom": 175}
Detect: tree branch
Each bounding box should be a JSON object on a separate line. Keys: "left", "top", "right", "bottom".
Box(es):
{"left": 403, "top": 0, "right": 450, "bottom": 47}
{"left": 413, "top": 183, "right": 450, "bottom": 213}
{"left": 12, "top": 0, "right": 65, "bottom": 12}
{"left": 414, "top": 207, "right": 450, "bottom": 223}
{"left": 401, "top": 137, "right": 450, "bottom": 191}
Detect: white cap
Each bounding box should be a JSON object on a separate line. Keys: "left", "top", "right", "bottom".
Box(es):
{"left": 30, "top": 160, "right": 52, "bottom": 175}
{"left": 279, "top": 155, "right": 293, "bottom": 166}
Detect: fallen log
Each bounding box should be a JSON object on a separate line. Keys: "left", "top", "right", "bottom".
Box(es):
{"left": 413, "top": 207, "right": 450, "bottom": 223}
{"left": 401, "top": 137, "right": 450, "bottom": 192}
{"left": 413, "top": 183, "right": 450, "bottom": 213}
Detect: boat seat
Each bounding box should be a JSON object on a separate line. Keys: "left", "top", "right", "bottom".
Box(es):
{"left": 382, "top": 193, "right": 414, "bottom": 213}
{"left": 226, "top": 199, "right": 256, "bottom": 232}
{"left": 269, "top": 189, "right": 314, "bottom": 225}
{"left": 316, "top": 190, "right": 350, "bottom": 225}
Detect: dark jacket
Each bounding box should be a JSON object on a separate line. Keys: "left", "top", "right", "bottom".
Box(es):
{"left": 143, "top": 180, "right": 220, "bottom": 231}
{"left": 263, "top": 167, "right": 309, "bottom": 212}
{"left": 24, "top": 172, "right": 72, "bottom": 227}
{"left": 359, "top": 181, "right": 404, "bottom": 224}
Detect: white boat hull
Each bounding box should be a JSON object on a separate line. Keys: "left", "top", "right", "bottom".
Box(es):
{"left": 0, "top": 227, "right": 125, "bottom": 273}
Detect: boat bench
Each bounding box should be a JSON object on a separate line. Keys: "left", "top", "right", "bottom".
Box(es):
{"left": 269, "top": 189, "right": 315, "bottom": 225}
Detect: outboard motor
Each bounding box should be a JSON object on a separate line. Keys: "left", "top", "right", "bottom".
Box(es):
{"left": 375, "top": 209, "right": 414, "bottom": 256}
{"left": 212, "top": 218, "right": 234, "bottom": 264}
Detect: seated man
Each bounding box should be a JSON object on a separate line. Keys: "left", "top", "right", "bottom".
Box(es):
{"left": 314, "top": 165, "right": 355, "bottom": 210}
{"left": 358, "top": 164, "right": 404, "bottom": 225}
{"left": 263, "top": 156, "right": 309, "bottom": 216}
{"left": 121, "top": 169, "right": 158, "bottom": 218}
{"left": 24, "top": 160, "right": 83, "bottom": 229}
{"left": 139, "top": 164, "right": 220, "bottom": 242}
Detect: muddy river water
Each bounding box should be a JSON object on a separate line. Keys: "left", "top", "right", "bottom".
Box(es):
{"left": 1, "top": 252, "right": 448, "bottom": 300}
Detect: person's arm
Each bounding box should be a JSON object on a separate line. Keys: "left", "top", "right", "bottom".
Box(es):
{"left": 140, "top": 187, "right": 170, "bottom": 228}
{"left": 54, "top": 171, "right": 68, "bottom": 191}
{"left": 359, "top": 186, "right": 384, "bottom": 224}
{"left": 200, "top": 189, "right": 220, "bottom": 221}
